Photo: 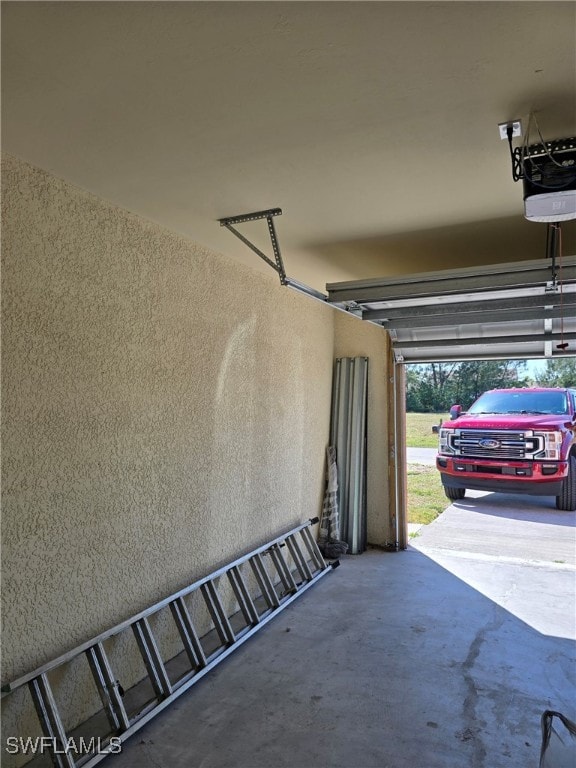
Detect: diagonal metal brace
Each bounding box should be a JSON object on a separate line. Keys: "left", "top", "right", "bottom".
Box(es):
{"left": 218, "top": 208, "right": 287, "bottom": 285}
{"left": 218, "top": 209, "right": 361, "bottom": 316}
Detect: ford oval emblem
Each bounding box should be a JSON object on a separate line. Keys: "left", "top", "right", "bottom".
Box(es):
{"left": 479, "top": 438, "right": 500, "bottom": 449}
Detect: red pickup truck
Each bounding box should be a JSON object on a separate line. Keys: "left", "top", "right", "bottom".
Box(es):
{"left": 435, "top": 387, "right": 576, "bottom": 511}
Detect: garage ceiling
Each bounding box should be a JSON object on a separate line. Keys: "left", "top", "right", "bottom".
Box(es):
{"left": 2, "top": 1, "right": 575, "bottom": 361}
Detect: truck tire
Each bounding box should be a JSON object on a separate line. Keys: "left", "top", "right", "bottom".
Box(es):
{"left": 556, "top": 455, "right": 576, "bottom": 511}
{"left": 445, "top": 486, "right": 465, "bottom": 501}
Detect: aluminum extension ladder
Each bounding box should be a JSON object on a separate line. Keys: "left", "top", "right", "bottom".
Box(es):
{"left": 2, "top": 519, "right": 337, "bottom": 768}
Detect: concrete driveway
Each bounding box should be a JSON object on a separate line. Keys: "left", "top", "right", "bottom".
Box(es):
{"left": 411, "top": 489, "right": 576, "bottom": 641}
{"left": 406, "top": 447, "right": 575, "bottom": 642}
{"left": 406, "top": 447, "right": 437, "bottom": 465}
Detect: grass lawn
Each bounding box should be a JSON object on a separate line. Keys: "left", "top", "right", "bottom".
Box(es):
{"left": 405, "top": 411, "right": 448, "bottom": 448}
{"left": 407, "top": 464, "right": 449, "bottom": 525}
{"left": 406, "top": 411, "right": 450, "bottom": 524}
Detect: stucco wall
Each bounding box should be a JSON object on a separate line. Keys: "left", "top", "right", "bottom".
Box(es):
{"left": 1, "top": 154, "right": 392, "bottom": 759}
{"left": 1, "top": 153, "right": 336, "bottom": 676}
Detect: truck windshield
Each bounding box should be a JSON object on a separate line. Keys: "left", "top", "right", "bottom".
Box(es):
{"left": 468, "top": 391, "right": 568, "bottom": 415}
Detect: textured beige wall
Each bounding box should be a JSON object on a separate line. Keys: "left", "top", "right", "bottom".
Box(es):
{"left": 1, "top": 153, "right": 337, "bottom": 681}
{"left": 1, "top": 154, "right": 392, "bottom": 759}
{"left": 333, "top": 311, "right": 391, "bottom": 547}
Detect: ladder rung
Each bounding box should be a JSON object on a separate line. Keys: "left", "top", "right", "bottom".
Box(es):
{"left": 227, "top": 566, "right": 260, "bottom": 626}
{"left": 86, "top": 643, "right": 130, "bottom": 732}
{"left": 29, "top": 674, "right": 77, "bottom": 768}
{"left": 285, "top": 535, "right": 313, "bottom": 582}
{"left": 300, "top": 525, "right": 326, "bottom": 571}
{"left": 200, "top": 581, "right": 236, "bottom": 646}
{"left": 132, "top": 619, "right": 172, "bottom": 700}
{"left": 169, "top": 597, "right": 207, "bottom": 670}
{"left": 249, "top": 553, "right": 279, "bottom": 609}
{"left": 268, "top": 544, "right": 298, "bottom": 595}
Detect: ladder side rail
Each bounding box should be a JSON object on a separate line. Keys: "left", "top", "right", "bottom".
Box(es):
{"left": 85, "top": 644, "right": 130, "bottom": 733}
{"left": 200, "top": 581, "right": 236, "bottom": 646}
{"left": 2, "top": 522, "right": 317, "bottom": 695}
{"left": 285, "top": 535, "right": 313, "bottom": 582}
{"left": 268, "top": 544, "right": 298, "bottom": 595}
{"left": 249, "top": 553, "right": 280, "bottom": 609}
{"left": 169, "top": 597, "right": 207, "bottom": 670}
{"left": 227, "top": 566, "right": 260, "bottom": 626}
{"left": 28, "top": 674, "right": 77, "bottom": 768}
{"left": 132, "top": 619, "right": 172, "bottom": 700}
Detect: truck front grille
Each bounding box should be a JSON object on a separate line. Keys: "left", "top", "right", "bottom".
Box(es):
{"left": 449, "top": 430, "right": 543, "bottom": 460}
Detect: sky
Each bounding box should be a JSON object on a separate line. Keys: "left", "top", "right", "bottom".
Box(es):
{"left": 524, "top": 359, "right": 546, "bottom": 378}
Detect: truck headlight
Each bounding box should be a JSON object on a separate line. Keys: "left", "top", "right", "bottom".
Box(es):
{"left": 439, "top": 428, "right": 455, "bottom": 454}
{"left": 535, "top": 431, "right": 563, "bottom": 460}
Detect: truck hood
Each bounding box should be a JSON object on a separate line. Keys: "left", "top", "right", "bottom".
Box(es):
{"left": 449, "top": 413, "right": 570, "bottom": 431}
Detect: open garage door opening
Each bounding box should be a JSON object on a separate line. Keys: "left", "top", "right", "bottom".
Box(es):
{"left": 404, "top": 359, "right": 576, "bottom": 544}
{"left": 325, "top": 258, "right": 576, "bottom": 547}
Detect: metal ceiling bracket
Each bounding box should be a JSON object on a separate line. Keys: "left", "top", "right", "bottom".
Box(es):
{"left": 219, "top": 208, "right": 288, "bottom": 285}
{"left": 218, "top": 209, "right": 366, "bottom": 319}
{"left": 218, "top": 208, "right": 372, "bottom": 320}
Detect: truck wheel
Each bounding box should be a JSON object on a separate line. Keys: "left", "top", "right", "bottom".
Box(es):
{"left": 556, "top": 455, "right": 576, "bottom": 511}
{"left": 445, "top": 486, "right": 465, "bottom": 501}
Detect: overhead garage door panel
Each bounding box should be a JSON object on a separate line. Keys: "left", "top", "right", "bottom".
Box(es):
{"left": 326, "top": 257, "right": 576, "bottom": 363}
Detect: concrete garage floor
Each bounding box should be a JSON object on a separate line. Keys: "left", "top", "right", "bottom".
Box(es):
{"left": 109, "top": 495, "right": 575, "bottom": 768}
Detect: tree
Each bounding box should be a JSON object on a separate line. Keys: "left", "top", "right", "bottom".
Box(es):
{"left": 405, "top": 366, "right": 425, "bottom": 411}
{"left": 405, "top": 360, "right": 529, "bottom": 412}
{"left": 534, "top": 359, "right": 576, "bottom": 388}
{"left": 452, "top": 360, "right": 528, "bottom": 408}
{"left": 406, "top": 362, "right": 459, "bottom": 412}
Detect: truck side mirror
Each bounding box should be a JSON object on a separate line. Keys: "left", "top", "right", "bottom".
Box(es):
{"left": 432, "top": 425, "right": 439, "bottom": 434}
{"left": 449, "top": 405, "right": 462, "bottom": 420}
